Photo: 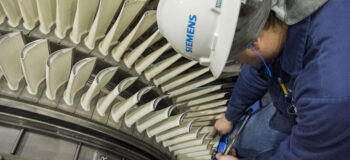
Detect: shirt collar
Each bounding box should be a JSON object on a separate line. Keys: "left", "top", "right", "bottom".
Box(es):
{"left": 280, "top": 16, "right": 310, "bottom": 77}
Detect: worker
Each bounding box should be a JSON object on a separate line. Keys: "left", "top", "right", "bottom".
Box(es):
{"left": 157, "top": 0, "right": 350, "bottom": 159}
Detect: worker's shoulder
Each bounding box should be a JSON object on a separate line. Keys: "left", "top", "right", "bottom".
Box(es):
{"left": 294, "top": 49, "right": 350, "bottom": 100}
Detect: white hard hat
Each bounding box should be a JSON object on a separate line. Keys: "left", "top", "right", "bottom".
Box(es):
{"left": 157, "top": 0, "right": 272, "bottom": 78}
{"left": 157, "top": 0, "right": 241, "bottom": 78}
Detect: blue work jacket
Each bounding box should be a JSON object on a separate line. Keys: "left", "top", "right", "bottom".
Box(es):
{"left": 225, "top": 0, "right": 350, "bottom": 159}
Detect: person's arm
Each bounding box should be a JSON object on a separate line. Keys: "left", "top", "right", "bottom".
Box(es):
{"left": 225, "top": 64, "right": 269, "bottom": 122}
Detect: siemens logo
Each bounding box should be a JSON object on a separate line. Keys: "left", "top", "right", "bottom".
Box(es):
{"left": 185, "top": 14, "right": 197, "bottom": 53}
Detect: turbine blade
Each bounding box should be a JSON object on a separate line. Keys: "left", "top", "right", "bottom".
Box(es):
{"left": 134, "top": 42, "right": 171, "bottom": 74}
{"left": 0, "top": 32, "right": 25, "bottom": 90}
{"left": 181, "top": 100, "right": 228, "bottom": 112}
{"left": 17, "top": 0, "right": 38, "bottom": 30}
{"left": 155, "top": 119, "right": 196, "bottom": 143}
{"left": 99, "top": 10, "right": 156, "bottom": 56}
{"left": 178, "top": 149, "right": 212, "bottom": 159}
{"left": 0, "top": 68, "right": 3, "bottom": 78}
{"left": 36, "top": 0, "right": 56, "bottom": 34}
{"left": 146, "top": 113, "right": 186, "bottom": 137}
{"left": 124, "top": 95, "right": 167, "bottom": 127}
{"left": 167, "top": 76, "right": 216, "bottom": 97}
{"left": 186, "top": 107, "right": 227, "bottom": 118}
{"left": 123, "top": 30, "right": 162, "bottom": 68}
{"left": 80, "top": 66, "right": 118, "bottom": 111}
{"left": 160, "top": 67, "right": 209, "bottom": 92}
{"left": 143, "top": 53, "right": 182, "bottom": 81}
{"left": 101, "top": 0, "right": 148, "bottom": 57}
{"left": 173, "top": 84, "right": 232, "bottom": 103}
{"left": 64, "top": 57, "right": 96, "bottom": 105}
{"left": 136, "top": 104, "right": 177, "bottom": 133}
{"left": 96, "top": 77, "right": 137, "bottom": 116}
{"left": 69, "top": 0, "right": 99, "bottom": 44}
{"left": 55, "top": 0, "right": 77, "bottom": 39}
{"left": 174, "top": 140, "right": 210, "bottom": 155}
{"left": 21, "top": 39, "right": 49, "bottom": 95}
{"left": 0, "top": 0, "right": 21, "bottom": 27}
{"left": 169, "top": 133, "right": 207, "bottom": 152}
{"left": 0, "top": 4, "right": 6, "bottom": 24}
{"left": 184, "top": 92, "right": 228, "bottom": 107}
{"left": 111, "top": 86, "right": 153, "bottom": 123}
{"left": 153, "top": 61, "right": 197, "bottom": 87}
{"left": 45, "top": 48, "right": 72, "bottom": 100}
{"left": 84, "top": 0, "right": 123, "bottom": 49}
{"left": 162, "top": 127, "right": 202, "bottom": 147}
{"left": 184, "top": 114, "right": 222, "bottom": 122}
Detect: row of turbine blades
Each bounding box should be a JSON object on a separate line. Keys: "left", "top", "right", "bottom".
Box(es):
{"left": 0, "top": 0, "right": 241, "bottom": 75}
{"left": 0, "top": 0, "right": 165, "bottom": 63}
{"left": 0, "top": 31, "right": 230, "bottom": 159}
{"left": 0, "top": 0, "right": 239, "bottom": 159}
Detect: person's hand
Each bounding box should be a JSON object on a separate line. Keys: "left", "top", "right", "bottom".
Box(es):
{"left": 216, "top": 152, "right": 239, "bottom": 160}
{"left": 214, "top": 116, "right": 234, "bottom": 135}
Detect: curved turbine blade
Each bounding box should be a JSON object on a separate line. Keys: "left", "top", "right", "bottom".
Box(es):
{"left": 179, "top": 154, "right": 212, "bottom": 160}
{"left": 184, "top": 114, "right": 222, "bottom": 123}
{"left": 161, "top": 67, "right": 209, "bottom": 92}
{"left": 55, "top": 0, "right": 77, "bottom": 39}
{"left": 45, "top": 48, "right": 72, "bottom": 100}
{"left": 143, "top": 53, "right": 182, "bottom": 81}
{"left": 124, "top": 95, "right": 167, "bottom": 128}
{"left": 155, "top": 119, "right": 196, "bottom": 143}
{"left": 186, "top": 107, "right": 227, "bottom": 119}
{"left": 96, "top": 77, "right": 137, "bottom": 116}
{"left": 146, "top": 113, "right": 186, "bottom": 138}
{"left": 136, "top": 104, "right": 177, "bottom": 133}
{"left": 184, "top": 92, "right": 228, "bottom": 107}
{"left": 100, "top": 10, "right": 156, "bottom": 56}
{"left": 174, "top": 140, "right": 210, "bottom": 155}
{"left": 111, "top": 86, "right": 153, "bottom": 123}
{"left": 162, "top": 127, "right": 202, "bottom": 147}
{"left": 80, "top": 66, "right": 118, "bottom": 111}
{"left": 123, "top": 30, "right": 162, "bottom": 68}
{"left": 69, "top": 0, "right": 99, "bottom": 44}
{"left": 102, "top": 0, "right": 148, "bottom": 58}
{"left": 173, "top": 84, "right": 231, "bottom": 103}
{"left": 64, "top": 57, "right": 96, "bottom": 105}
{"left": 0, "top": 32, "right": 25, "bottom": 90}
{"left": 182, "top": 99, "right": 228, "bottom": 112}
{"left": 169, "top": 133, "right": 207, "bottom": 152}
{"left": 21, "top": 39, "right": 49, "bottom": 95}
{"left": 153, "top": 61, "right": 197, "bottom": 87}
{"left": 0, "top": 4, "right": 6, "bottom": 24}
{"left": 0, "top": 0, "right": 21, "bottom": 27}
{"left": 168, "top": 76, "right": 216, "bottom": 97}
{"left": 0, "top": 68, "right": 3, "bottom": 78}
{"left": 134, "top": 43, "right": 171, "bottom": 74}
{"left": 17, "top": 0, "right": 38, "bottom": 30}
{"left": 84, "top": 0, "right": 123, "bottom": 49}
{"left": 36, "top": 0, "right": 56, "bottom": 34}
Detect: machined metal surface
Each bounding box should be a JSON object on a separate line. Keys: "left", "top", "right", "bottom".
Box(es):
{"left": 0, "top": 98, "right": 169, "bottom": 160}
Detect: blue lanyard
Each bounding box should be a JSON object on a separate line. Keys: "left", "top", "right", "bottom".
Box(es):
{"left": 249, "top": 44, "right": 272, "bottom": 78}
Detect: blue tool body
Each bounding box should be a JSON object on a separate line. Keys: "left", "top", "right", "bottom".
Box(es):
{"left": 213, "top": 101, "right": 260, "bottom": 160}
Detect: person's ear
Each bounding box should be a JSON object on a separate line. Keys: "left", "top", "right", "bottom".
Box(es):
{"left": 253, "top": 36, "right": 262, "bottom": 50}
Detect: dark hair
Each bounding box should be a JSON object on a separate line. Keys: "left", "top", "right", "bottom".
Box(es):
{"left": 264, "top": 12, "right": 285, "bottom": 30}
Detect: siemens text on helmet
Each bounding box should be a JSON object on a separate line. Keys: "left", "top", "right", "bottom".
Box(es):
{"left": 185, "top": 14, "right": 197, "bottom": 53}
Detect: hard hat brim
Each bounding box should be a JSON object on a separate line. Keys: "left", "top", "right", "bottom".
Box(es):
{"left": 209, "top": 0, "right": 241, "bottom": 78}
